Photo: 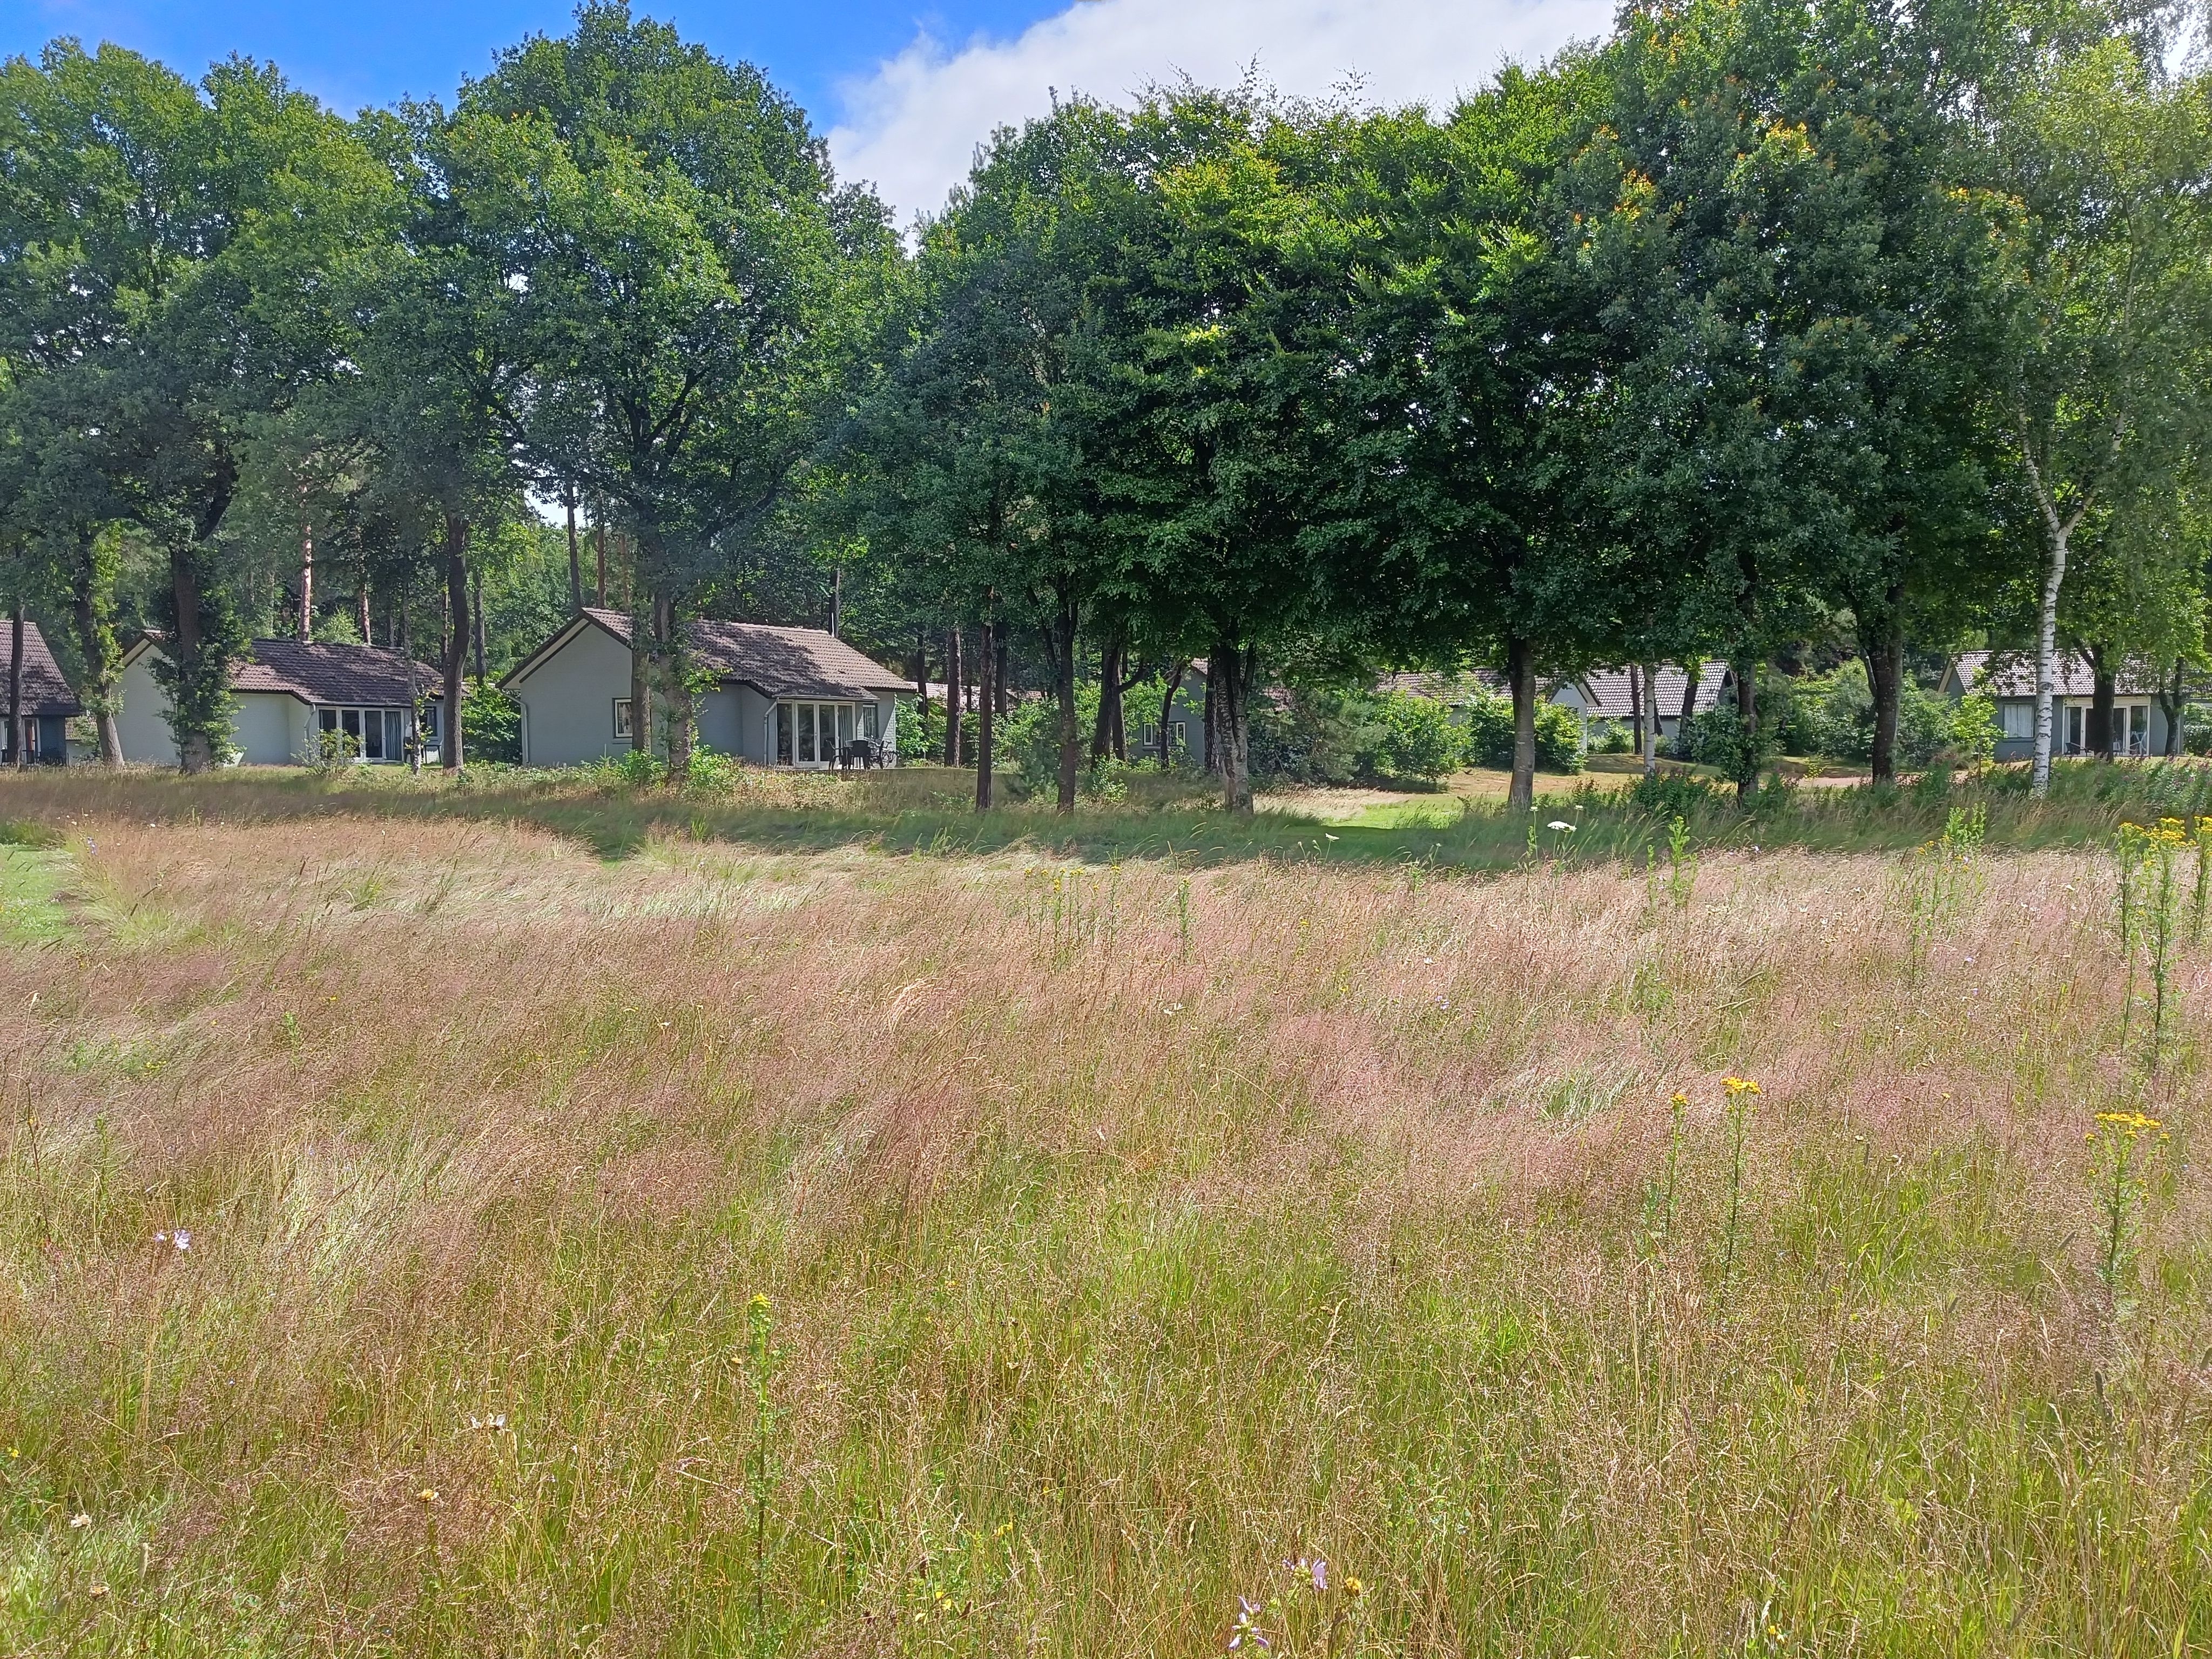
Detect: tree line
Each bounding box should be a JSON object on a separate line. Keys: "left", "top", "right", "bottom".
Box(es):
{"left": 3, "top": 0, "right": 2208, "bottom": 807}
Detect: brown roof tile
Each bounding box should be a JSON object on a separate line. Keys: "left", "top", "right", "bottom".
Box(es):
{"left": 581, "top": 608, "right": 909, "bottom": 699}
{"left": 0, "top": 622, "right": 82, "bottom": 717}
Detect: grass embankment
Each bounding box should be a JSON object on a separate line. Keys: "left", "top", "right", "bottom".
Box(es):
{"left": 2, "top": 772, "right": 2209, "bottom": 1653}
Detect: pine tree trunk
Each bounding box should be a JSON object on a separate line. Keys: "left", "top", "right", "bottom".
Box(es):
{"left": 442, "top": 516, "right": 469, "bottom": 772}
{"left": 975, "top": 617, "right": 995, "bottom": 811}
{"left": 1677, "top": 658, "right": 1702, "bottom": 759}
{"left": 565, "top": 491, "right": 583, "bottom": 615}
{"left": 356, "top": 568, "right": 372, "bottom": 645}
{"left": 1507, "top": 636, "right": 1536, "bottom": 812}
{"left": 298, "top": 525, "right": 314, "bottom": 642}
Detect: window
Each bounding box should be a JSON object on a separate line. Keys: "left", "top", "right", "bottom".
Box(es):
{"left": 2001, "top": 702, "right": 2032, "bottom": 740}
{"left": 613, "top": 698, "right": 632, "bottom": 740}
{"left": 774, "top": 701, "right": 865, "bottom": 767}
{"left": 1173, "top": 719, "right": 1188, "bottom": 751}
{"left": 316, "top": 705, "right": 411, "bottom": 762}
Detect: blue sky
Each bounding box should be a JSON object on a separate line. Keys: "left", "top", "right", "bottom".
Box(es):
{"left": 2, "top": 0, "right": 1607, "bottom": 221}
{"left": 0, "top": 1, "right": 1064, "bottom": 122}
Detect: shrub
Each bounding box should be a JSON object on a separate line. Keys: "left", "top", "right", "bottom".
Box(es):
{"left": 1462, "top": 690, "right": 1584, "bottom": 773}
{"left": 461, "top": 683, "right": 523, "bottom": 764}
{"left": 1249, "top": 686, "right": 1379, "bottom": 785}
{"left": 1680, "top": 703, "right": 1769, "bottom": 787}
{"left": 1589, "top": 718, "right": 1635, "bottom": 754}
{"left": 1001, "top": 683, "right": 1098, "bottom": 787}
{"left": 1367, "top": 691, "right": 1462, "bottom": 780}
{"left": 1952, "top": 692, "right": 2000, "bottom": 770}
{"left": 1782, "top": 660, "right": 1955, "bottom": 767}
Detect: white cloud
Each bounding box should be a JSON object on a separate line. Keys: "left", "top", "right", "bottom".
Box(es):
{"left": 827, "top": 0, "right": 1613, "bottom": 224}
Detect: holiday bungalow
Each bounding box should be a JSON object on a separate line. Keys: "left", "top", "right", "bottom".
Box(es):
{"left": 115, "top": 636, "right": 445, "bottom": 766}
{"left": 502, "top": 608, "right": 909, "bottom": 768}
{"left": 0, "top": 621, "right": 83, "bottom": 764}
{"left": 1940, "top": 651, "right": 2171, "bottom": 760}
{"left": 1550, "top": 663, "right": 1732, "bottom": 744}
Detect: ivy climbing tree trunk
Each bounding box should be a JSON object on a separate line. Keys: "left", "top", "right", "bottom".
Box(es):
{"left": 442, "top": 515, "right": 469, "bottom": 773}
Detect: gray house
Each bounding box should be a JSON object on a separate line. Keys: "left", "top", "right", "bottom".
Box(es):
{"left": 1941, "top": 651, "right": 2170, "bottom": 760}
{"left": 0, "top": 621, "right": 82, "bottom": 764}
{"left": 503, "top": 608, "right": 909, "bottom": 768}
{"left": 117, "top": 636, "right": 444, "bottom": 765}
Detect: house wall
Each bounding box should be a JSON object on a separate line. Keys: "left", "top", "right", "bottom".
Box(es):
{"left": 874, "top": 692, "right": 901, "bottom": 764}
{"left": 696, "top": 686, "right": 745, "bottom": 759}
{"left": 231, "top": 693, "right": 300, "bottom": 765}
{"left": 1991, "top": 697, "right": 2168, "bottom": 761}
{"left": 730, "top": 685, "right": 774, "bottom": 764}
{"left": 510, "top": 624, "right": 635, "bottom": 766}
{"left": 115, "top": 653, "right": 176, "bottom": 764}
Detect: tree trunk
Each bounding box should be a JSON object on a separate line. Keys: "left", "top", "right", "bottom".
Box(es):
{"left": 1212, "top": 637, "right": 1253, "bottom": 814}
{"left": 943, "top": 628, "right": 963, "bottom": 767}
{"left": 2161, "top": 660, "right": 2187, "bottom": 757}
{"left": 1161, "top": 660, "right": 1190, "bottom": 768}
{"left": 169, "top": 544, "right": 215, "bottom": 774}
{"left": 997, "top": 633, "right": 1011, "bottom": 718}
{"left": 8, "top": 604, "right": 24, "bottom": 770}
{"left": 1735, "top": 660, "right": 1759, "bottom": 804}
{"left": 356, "top": 566, "right": 372, "bottom": 645}
{"left": 658, "top": 590, "right": 692, "bottom": 780}
{"left": 1629, "top": 663, "right": 1644, "bottom": 760}
{"left": 1506, "top": 637, "right": 1537, "bottom": 812}
{"left": 298, "top": 524, "right": 314, "bottom": 642}
{"left": 1633, "top": 663, "right": 1654, "bottom": 775}
{"left": 442, "top": 515, "right": 469, "bottom": 772}
{"left": 975, "top": 616, "right": 995, "bottom": 811}
{"left": 2028, "top": 485, "right": 2074, "bottom": 795}
{"left": 1052, "top": 604, "right": 1080, "bottom": 815}
{"left": 471, "top": 569, "right": 487, "bottom": 685}
{"left": 1092, "top": 632, "right": 1123, "bottom": 763}
{"left": 71, "top": 590, "right": 122, "bottom": 768}
{"left": 1865, "top": 626, "right": 1904, "bottom": 786}
{"left": 629, "top": 596, "right": 651, "bottom": 755}
{"left": 1675, "top": 658, "right": 1702, "bottom": 758}
{"left": 912, "top": 638, "right": 930, "bottom": 744}
{"left": 1201, "top": 668, "right": 1218, "bottom": 775}
{"left": 565, "top": 490, "right": 583, "bottom": 615}
{"left": 594, "top": 513, "right": 608, "bottom": 607}
{"left": 2088, "top": 653, "right": 2116, "bottom": 760}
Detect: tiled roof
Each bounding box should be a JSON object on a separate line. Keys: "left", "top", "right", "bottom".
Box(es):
{"left": 0, "top": 621, "right": 82, "bottom": 717}
{"left": 1950, "top": 650, "right": 2163, "bottom": 700}
{"left": 137, "top": 634, "right": 443, "bottom": 705}
{"left": 233, "top": 639, "right": 444, "bottom": 705}
{"left": 1572, "top": 663, "right": 1729, "bottom": 720}
{"left": 580, "top": 608, "right": 910, "bottom": 699}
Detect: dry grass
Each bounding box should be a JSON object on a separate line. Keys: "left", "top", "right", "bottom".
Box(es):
{"left": 2, "top": 774, "right": 2209, "bottom": 1655}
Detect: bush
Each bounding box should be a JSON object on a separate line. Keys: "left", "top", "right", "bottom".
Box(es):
{"left": 1680, "top": 703, "right": 1769, "bottom": 786}
{"left": 1249, "top": 686, "right": 1379, "bottom": 785}
{"left": 1781, "top": 660, "right": 1954, "bottom": 768}
{"left": 1461, "top": 690, "right": 1584, "bottom": 773}
{"left": 461, "top": 683, "right": 522, "bottom": 764}
{"left": 1001, "top": 683, "right": 1098, "bottom": 787}
{"left": 1589, "top": 718, "right": 1634, "bottom": 754}
{"left": 1367, "top": 691, "right": 1461, "bottom": 780}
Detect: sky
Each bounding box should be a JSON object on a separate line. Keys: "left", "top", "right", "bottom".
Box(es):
{"left": 2, "top": 0, "right": 1610, "bottom": 222}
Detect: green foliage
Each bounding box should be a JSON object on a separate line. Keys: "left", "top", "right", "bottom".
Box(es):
{"left": 1952, "top": 692, "right": 2000, "bottom": 771}
{"left": 1367, "top": 691, "right": 1463, "bottom": 780}
{"left": 1002, "top": 684, "right": 1097, "bottom": 788}
{"left": 1460, "top": 691, "right": 1584, "bottom": 773}
{"left": 1778, "top": 662, "right": 1955, "bottom": 768}
{"left": 460, "top": 683, "right": 523, "bottom": 765}
{"left": 1679, "top": 703, "right": 1771, "bottom": 787}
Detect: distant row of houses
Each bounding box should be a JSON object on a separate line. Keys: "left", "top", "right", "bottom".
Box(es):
{"left": 0, "top": 609, "right": 2184, "bottom": 769}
